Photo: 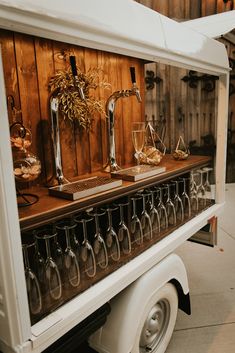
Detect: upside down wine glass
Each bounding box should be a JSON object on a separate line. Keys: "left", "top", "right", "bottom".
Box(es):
{"left": 138, "top": 191, "right": 153, "bottom": 240}
{"left": 22, "top": 241, "right": 42, "bottom": 315}
{"left": 55, "top": 219, "right": 80, "bottom": 288}
{"left": 87, "top": 208, "right": 109, "bottom": 269}
{"left": 114, "top": 199, "right": 132, "bottom": 255}
{"left": 74, "top": 216, "right": 96, "bottom": 278}
{"left": 35, "top": 229, "right": 62, "bottom": 301}
{"left": 130, "top": 195, "right": 144, "bottom": 245}
{"left": 102, "top": 205, "right": 121, "bottom": 262}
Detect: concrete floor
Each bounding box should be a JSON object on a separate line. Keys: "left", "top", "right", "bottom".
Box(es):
{"left": 166, "top": 184, "right": 235, "bottom": 353}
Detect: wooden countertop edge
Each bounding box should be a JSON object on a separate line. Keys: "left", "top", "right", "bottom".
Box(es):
{"left": 19, "top": 155, "right": 212, "bottom": 230}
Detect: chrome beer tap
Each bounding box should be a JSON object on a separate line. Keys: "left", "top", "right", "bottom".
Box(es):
{"left": 104, "top": 67, "right": 142, "bottom": 172}
{"left": 50, "top": 96, "right": 68, "bottom": 185}
{"left": 50, "top": 56, "right": 86, "bottom": 185}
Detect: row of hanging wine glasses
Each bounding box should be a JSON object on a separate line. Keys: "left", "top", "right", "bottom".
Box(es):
{"left": 21, "top": 203, "right": 133, "bottom": 318}
{"left": 21, "top": 168, "right": 213, "bottom": 319}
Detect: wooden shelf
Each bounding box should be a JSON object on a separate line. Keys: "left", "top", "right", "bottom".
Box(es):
{"left": 19, "top": 154, "right": 212, "bottom": 231}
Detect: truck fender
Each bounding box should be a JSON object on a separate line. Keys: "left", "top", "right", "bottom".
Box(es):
{"left": 89, "top": 253, "right": 190, "bottom": 353}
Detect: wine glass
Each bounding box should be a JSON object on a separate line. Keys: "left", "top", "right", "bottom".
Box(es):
{"left": 22, "top": 238, "right": 42, "bottom": 316}
{"left": 130, "top": 195, "right": 144, "bottom": 245}
{"left": 190, "top": 171, "right": 199, "bottom": 212}
{"left": 55, "top": 219, "right": 80, "bottom": 288}
{"left": 101, "top": 205, "right": 120, "bottom": 262}
{"left": 87, "top": 208, "right": 109, "bottom": 269}
{"left": 154, "top": 186, "right": 168, "bottom": 230}
{"left": 162, "top": 184, "right": 176, "bottom": 226}
{"left": 73, "top": 215, "right": 97, "bottom": 278}
{"left": 35, "top": 228, "right": 62, "bottom": 301}
{"left": 170, "top": 180, "right": 184, "bottom": 222}
{"left": 195, "top": 170, "right": 206, "bottom": 209}
{"left": 137, "top": 191, "right": 153, "bottom": 240}
{"left": 178, "top": 177, "right": 191, "bottom": 218}
{"left": 114, "top": 198, "right": 131, "bottom": 255}
{"left": 34, "top": 231, "right": 46, "bottom": 287}
{"left": 132, "top": 122, "right": 145, "bottom": 168}
{"left": 202, "top": 167, "right": 213, "bottom": 205}
{"left": 146, "top": 188, "right": 160, "bottom": 235}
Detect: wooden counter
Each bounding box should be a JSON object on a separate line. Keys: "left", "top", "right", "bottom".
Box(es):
{"left": 19, "top": 154, "right": 212, "bottom": 230}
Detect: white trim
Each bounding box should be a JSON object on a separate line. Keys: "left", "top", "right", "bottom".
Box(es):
{"left": 0, "top": 47, "right": 31, "bottom": 349}
{"left": 215, "top": 73, "right": 229, "bottom": 204}
{"left": 182, "top": 10, "right": 235, "bottom": 40}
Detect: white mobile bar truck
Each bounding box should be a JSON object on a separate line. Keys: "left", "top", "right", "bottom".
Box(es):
{"left": 0, "top": 1, "right": 230, "bottom": 353}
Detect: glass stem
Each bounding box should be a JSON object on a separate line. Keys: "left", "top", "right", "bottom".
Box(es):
{"left": 22, "top": 246, "right": 30, "bottom": 270}
{"left": 94, "top": 214, "right": 99, "bottom": 235}
{"left": 132, "top": 199, "right": 137, "bottom": 217}
{"left": 65, "top": 227, "right": 71, "bottom": 248}
{"left": 45, "top": 238, "right": 52, "bottom": 259}
{"left": 137, "top": 152, "right": 140, "bottom": 166}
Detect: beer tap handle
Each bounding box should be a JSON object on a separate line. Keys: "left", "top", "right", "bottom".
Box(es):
{"left": 130, "top": 66, "right": 136, "bottom": 85}
{"left": 70, "top": 55, "right": 78, "bottom": 77}
{"left": 69, "top": 55, "right": 85, "bottom": 100}
{"left": 130, "top": 66, "right": 141, "bottom": 103}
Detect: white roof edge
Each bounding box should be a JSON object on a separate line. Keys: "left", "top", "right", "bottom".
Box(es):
{"left": 0, "top": 0, "right": 230, "bottom": 74}
{"left": 182, "top": 10, "right": 235, "bottom": 40}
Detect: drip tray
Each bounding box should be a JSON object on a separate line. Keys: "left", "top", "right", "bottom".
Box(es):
{"left": 49, "top": 176, "right": 122, "bottom": 200}
{"left": 111, "top": 164, "right": 166, "bottom": 181}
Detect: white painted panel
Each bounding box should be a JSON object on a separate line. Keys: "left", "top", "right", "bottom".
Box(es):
{"left": 0, "top": 47, "right": 31, "bottom": 350}
{"left": 183, "top": 10, "right": 235, "bottom": 39}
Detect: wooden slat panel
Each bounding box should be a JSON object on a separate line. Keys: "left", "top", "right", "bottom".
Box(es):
{"left": 151, "top": 0, "right": 169, "bottom": 16}
{"left": 97, "top": 51, "right": 111, "bottom": 168}
{"left": 201, "top": 0, "right": 217, "bottom": 16}
{"left": 138, "top": 0, "right": 153, "bottom": 8}
{"left": 72, "top": 46, "right": 91, "bottom": 175}
{"left": 145, "top": 62, "right": 158, "bottom": 125}
{"left": 14, "top": 33, "right": 43, "bottom": 177}
{"left": 159, "top": 63, "right": 170, "bottom": 151}
{"left": 83, "top": 48, "right": 102, "bottom": 173}
{"left": 34, "top": 37, "right": 55, "bottom": 184}
{"left": 168, "top": 0, "right": 185, "bottom": 19}
{"left": 184, "top": 0, "right": 191, "bottom": 19}
{"left": 189, "top": 0, "right": 201, "bottom": 19}
{"left": 0, "top": 30, "right": 21, "bottom": 125}
{"left": 121, "top": 59, "right": 144, "bottom": 165}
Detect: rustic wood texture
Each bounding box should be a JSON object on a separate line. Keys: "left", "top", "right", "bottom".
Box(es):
{"left": 1, "top": 30, "right": 144, "bottom": 187}
{"left": 0, "top": 31, "right": 21, "bottom": 125}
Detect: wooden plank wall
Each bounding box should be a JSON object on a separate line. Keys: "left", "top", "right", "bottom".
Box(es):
{"left": 137, "top": 0, "right": 235, "bottom": 182}
{"left": 0, "top": 30, "right": 145, "bottom": 186}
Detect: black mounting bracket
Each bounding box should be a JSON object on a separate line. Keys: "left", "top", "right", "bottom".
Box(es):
{"left": 181, "top": 70, "right": 218, "bottom": 92}
{"left": 145, "top": 70, "right": 162, "bottom": 90}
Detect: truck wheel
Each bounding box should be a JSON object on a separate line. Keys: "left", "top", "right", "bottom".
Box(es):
{"left": 132, "top": 283, "right": 178, "bottom": 353}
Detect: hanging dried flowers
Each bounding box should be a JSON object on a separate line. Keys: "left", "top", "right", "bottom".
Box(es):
{"left": 49, "top": 66, "right": 110, "bottom": 130}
